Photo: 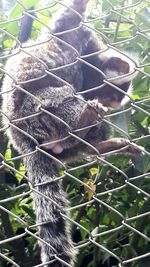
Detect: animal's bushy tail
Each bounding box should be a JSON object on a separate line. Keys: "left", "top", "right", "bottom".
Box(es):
{"left": 24, "top": 151, "right": 76, "bottom": 267}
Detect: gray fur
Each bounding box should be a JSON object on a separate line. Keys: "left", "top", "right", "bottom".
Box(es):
{"left": 1, "top": 0, "right": 142, "bottom": 266}
{"left": 2, "top": 1, "right": 100, "bottom": 266}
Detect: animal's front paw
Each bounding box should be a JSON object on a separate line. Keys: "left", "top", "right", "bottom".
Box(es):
{"left": 115, "top": 139, "right": 145, "bottom": 156}
{"left": 123, "top": 143, "right": 145, "bottom": 156}
{"left": 87, "top": 99, "right": 108, "bottom": 119}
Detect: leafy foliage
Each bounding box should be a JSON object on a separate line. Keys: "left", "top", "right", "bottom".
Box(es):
{"left": 0, "top": 1, "right": 149, "bottom": 267}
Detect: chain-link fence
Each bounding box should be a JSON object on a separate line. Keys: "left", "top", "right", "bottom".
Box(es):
{"left": 0, "top": 1, "right": 150, "bottom": 267}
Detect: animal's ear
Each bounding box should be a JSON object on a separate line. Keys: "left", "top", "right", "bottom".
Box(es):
{"left": 100, "top": 50, "right": 137, "bottom": 85}
{"left": 103, "top": 57, "right": 129, "bottom": 74}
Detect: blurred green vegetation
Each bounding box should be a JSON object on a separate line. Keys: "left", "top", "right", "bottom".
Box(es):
{"left": 0, "top": 1, "right": 149, "bottom": 267}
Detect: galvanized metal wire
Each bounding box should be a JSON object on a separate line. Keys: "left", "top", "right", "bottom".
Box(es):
{"left": 0, "top": 1, "right": 149, "bottom": 266}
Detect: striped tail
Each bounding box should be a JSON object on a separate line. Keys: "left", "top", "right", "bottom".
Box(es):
{"left": 24, "top": 151, "right": 76, "bottom": 267}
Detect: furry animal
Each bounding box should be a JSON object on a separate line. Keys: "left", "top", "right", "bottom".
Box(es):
{"left": 1, "top": 0, "right": 143, "bottom": 266}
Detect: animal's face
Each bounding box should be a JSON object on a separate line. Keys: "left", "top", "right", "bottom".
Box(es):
{"left": 82, "top": 48, "right": 137, "bottom": 108}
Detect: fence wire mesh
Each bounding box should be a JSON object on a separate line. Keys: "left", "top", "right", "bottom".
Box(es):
{"left": 0, "top": 0, "right": 150, "bottom": 267}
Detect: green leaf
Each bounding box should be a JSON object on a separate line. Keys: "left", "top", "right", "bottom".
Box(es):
{"left": 21, "top": 205, "right": 35, "bottom": 218}
{"left": 110, "top": 109, "right": 131, "bottom": 134}
{"left": 135, "top": 7, "right": 150, "bottom": 28}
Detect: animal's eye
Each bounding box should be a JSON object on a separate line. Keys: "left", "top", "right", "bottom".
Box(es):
{"left": 111, "top": 93, "right": 119, "bottom": 102}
